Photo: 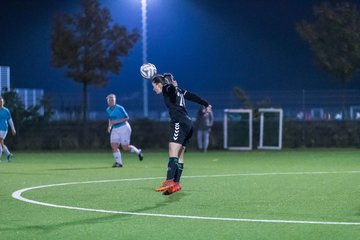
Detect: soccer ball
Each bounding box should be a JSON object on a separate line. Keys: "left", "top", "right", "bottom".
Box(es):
{"left": 140, "top": 63, "right": 157, "bottom": 79}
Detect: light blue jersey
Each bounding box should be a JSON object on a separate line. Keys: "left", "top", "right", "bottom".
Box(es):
{"left": 106, "top": 104, "right": 128, "bottom": 128}
{"left": 0, "top": 107, "right": 11, "bottom": 131}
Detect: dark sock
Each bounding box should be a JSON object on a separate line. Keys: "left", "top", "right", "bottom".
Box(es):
{"left": 174, "top": 162, "right": 184, "bottom": 182}
{"left": 166, "top": 157, "right": 178, "bottom": 180}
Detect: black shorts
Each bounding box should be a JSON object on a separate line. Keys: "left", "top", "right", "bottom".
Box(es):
{"left": 169, "top": 122, "right": 193, "bottom": 147}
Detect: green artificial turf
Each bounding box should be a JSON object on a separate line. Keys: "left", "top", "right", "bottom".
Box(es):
{"left": 0, "top": 149, "right": 359, "bottom": 240}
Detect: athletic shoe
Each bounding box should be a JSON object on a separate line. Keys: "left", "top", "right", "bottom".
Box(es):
{"left": 163, "top": 182, "right": 182, "bottom": 195}
{"left": 172, "top": 182, "right": 182, "bottom": 192}
{"left": 112, "top": 162, "right": 123, "bottom": 168}
{"left": 7, "top": 153, "right": 13, "bottom": 162}
{"left": 138, "top": 150, "right": 144, "bottom": 161}
{"left": 155, "top": 179, "right": 175, "bottom": 192}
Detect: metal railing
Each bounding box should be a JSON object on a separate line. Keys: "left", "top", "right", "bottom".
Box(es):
{"left": 47, "top": 89, "right": 360, "bottom": 121}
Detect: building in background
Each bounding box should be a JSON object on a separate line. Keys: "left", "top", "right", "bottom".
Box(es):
{"left": 1, "top": 65, "right": 44, "bottom": 113}
{"left": 14, "top": 88, "right": 44, "bottom": 110}
{"left": 0, "top": 66, "right": 10, "bottom": 91}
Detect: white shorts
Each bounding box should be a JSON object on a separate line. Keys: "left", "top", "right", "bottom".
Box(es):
{"left": 110, "top": 122, "right": 132, "bottom": 146}
{"left": 0, "top": 131, "right": 8, "bottom": 139}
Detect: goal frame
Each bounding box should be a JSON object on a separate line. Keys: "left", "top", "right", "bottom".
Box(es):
{"left": 257, "top": 108, "right": 283, "bottom": 150}
{"left": 223, "top": 109, "right": 253, "bottom": 150}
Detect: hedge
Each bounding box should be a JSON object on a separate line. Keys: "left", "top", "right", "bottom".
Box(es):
{"left": 5, "top": 120, "right": 360, "bottom": 151}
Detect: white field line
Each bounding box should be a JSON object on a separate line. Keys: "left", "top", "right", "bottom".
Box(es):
{"left": 12, "top": 171, "right": 360, "bottom": 226}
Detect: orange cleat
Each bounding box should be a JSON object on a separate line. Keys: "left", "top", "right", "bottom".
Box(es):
{"left": 163, "top": 182, "right": 182, "bottom": 195}
{"left": 155, "top": 179, "right": 175, "bottom": 192}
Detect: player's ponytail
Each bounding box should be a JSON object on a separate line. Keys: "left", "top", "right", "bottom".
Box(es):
{"left": 163, "top": 73, "right": 174, "bottom": 84}
{"left": 152, "top": 75, "right": 166, "bottom": 85}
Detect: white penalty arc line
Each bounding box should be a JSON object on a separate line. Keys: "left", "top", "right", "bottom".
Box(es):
{"left": 12, "top": 171, "right": 360, "bottom": 226}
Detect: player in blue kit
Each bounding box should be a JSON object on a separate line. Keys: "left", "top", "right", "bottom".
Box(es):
{"left": 0, "top": 96, "right": 16, "bottom": 162}
{"left": 151, "top": 73, "right": 212, "bottom": 195}
{"left": 106, "top": 94, "right": 143, "bottom": 168}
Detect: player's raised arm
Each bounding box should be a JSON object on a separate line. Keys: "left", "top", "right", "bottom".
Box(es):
{"left": 184, "top": 90, "right": 210, "bottom": 108}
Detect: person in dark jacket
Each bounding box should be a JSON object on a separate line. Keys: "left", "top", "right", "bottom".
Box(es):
{"left": 196, "top": 105, "right": 214, "bottom": 152}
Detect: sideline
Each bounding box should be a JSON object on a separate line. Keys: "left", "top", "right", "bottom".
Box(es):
{"left": 12, "top": 171, "right": 360, "bottom": 226}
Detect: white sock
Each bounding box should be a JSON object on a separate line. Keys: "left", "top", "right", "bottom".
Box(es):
{"left": 3, "top": 145, "right": 10, "bottom": 156}
{"left": 0, "top": 145, "right": 3, "bottom": 159}
{"left": 130, "top": 145, "right": 140, "bottom": 154}
{"left": 113, "top": 150, "right": 122, "bottom": 164}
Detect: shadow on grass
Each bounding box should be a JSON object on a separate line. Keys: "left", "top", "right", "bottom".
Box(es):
{"left": 2, "top": 190, "right": 188, "bottom": 233}
{"left": 134, "top": 191, "right": 187, "bottom": 213}
{"left": 2, "top": 213, "right": 134, "bottom": 233}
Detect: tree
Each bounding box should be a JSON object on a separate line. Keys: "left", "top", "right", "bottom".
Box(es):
{"left": 296, "top": 2, "right": 360, "bottom": 84}
{"left": 232, "top": 86, "right": 271, "bottom": 119}
{"left": 233, "top": 87, "right": 253, "bottom": 109}
{"left": 51, "top": 0, "right": 140, "bottom": 121}
{"left": 2, "top": 90, "right": 53, "bottom": 126}
{"left": 2, "top": 91, "right": 26, "bottom": 128}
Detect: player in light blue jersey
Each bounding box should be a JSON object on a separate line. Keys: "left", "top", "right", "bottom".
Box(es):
{"left": 0, "top": 96, "right": 16, "bottom": 162}
{"left": 106, "top": 94, "right": 143, "bottom": 168}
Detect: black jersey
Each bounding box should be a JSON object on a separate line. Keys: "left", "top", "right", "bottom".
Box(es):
{"left": 162, "top": 84, "right": 209, "bottom": 123}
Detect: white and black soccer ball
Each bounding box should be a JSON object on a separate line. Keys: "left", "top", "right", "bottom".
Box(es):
{"left": 140, "top": 63, "right": 157, "bottom": 79}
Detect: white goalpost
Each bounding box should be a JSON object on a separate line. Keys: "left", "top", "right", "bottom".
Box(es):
{"left": 223, "top": 108, "right": 283, "bottom": 151}
{"left": 223, "top": 109, "right": 253, "bottom": 150}
{"left": 258, "top": 108, "right": 283, "bottom": 150}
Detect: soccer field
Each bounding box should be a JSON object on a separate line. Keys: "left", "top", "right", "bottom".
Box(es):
{"left": 1, "top": 150, "right": 360, "bottom": 240}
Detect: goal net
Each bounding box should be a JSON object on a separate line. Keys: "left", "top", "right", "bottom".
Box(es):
{"left": 223, "top": 109, "right": 253, "bottom": 150}
{"left": 258, "top": 108, "right": 283, "bottom": 150}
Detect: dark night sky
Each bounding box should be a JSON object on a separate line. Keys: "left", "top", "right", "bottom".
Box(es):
{"left": 1, "top": 0, "right": 360, "bottom": 111}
